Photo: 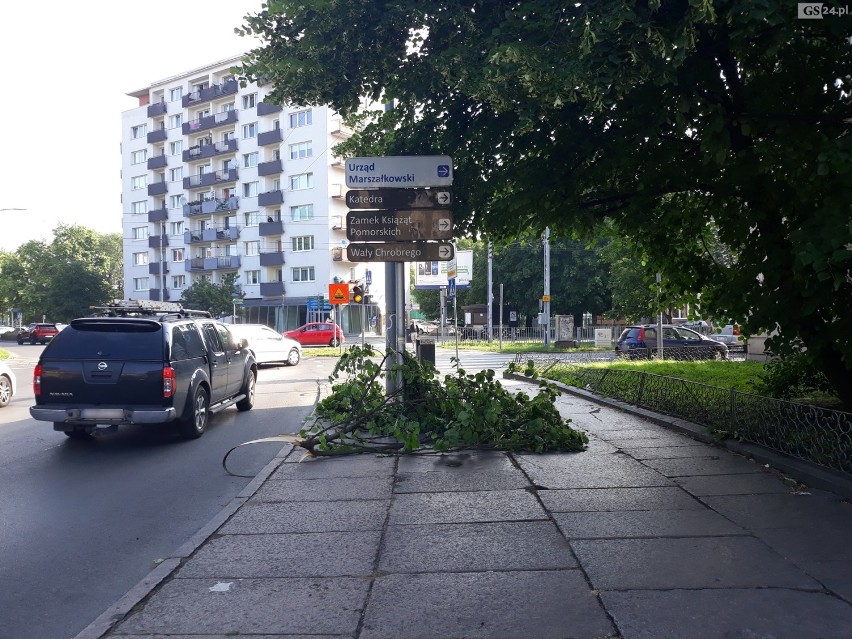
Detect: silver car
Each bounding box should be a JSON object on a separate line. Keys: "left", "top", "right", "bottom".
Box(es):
{"left": 0, "top": 360, "right": 17, "bottom": 408}
{"left": 227, "top": 324, "right": 302, "bottom": 366}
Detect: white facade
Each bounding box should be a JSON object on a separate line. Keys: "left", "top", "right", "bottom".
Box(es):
{"left": 120, "top": 57, "right": 385, "bottom": 332}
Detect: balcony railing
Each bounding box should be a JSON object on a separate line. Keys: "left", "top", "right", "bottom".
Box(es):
{"left": 260, "top": 250, "right": 285, "bottom": 266}
{"left": 146, "top": 128, "right": 167, "bottom": 144}
{"left": 147, "top": 154, "right": 168, "bottom": 170}
{"left": 257, "top": 128, "right": 283, "bottom": 146}
{"left": 182, "top": 110, "right": 238, "bottom": 135}
{"left": 258, "top": 189, "right": 284, "bottom": 206}
{"left": 258, "top": 159, "right": 283, "bottom": 176}
{"left": 147, "top": 101, "right": 168, "bottom": 117}
{"left": 147, "top": 181, "right": 168, "bottom": 196}
{"left": 183, "top": 196, "right": 239, "bottom": 217}
{"left": 149, "top": 288, "right": 170, "bottom": 301}
{"left": 148, "top": 208, "right": 168, "bottom": 223}
{"left": 330, "top": 119, "right": 353, "bottom": 137}
{"left": 183, "top": 138, "right": 237, "bottom": 162}
{"left": 148, "top": 234, "right": 168, "bottom": 249}
{"left": 148, "top": 262, "right": 168, "bottom": 275}
{"left": 183, "top": 168, "right": 238, "bottom": 189}
{"left": 258, "top": 219, "right": 285, "bottom": 236}
{"left": 187, "top": 257, "right": 206, "bottom": 270}
{"left": 257, "top": 102, "right": 282, "bottom": 115}
{"left": 184, "top": 226, "right": 241, "bottom": 244}
{"left": 182, "top": 79, "right": 238, "bottom": 107}
{"left": 260, "top": 281, "right": 286, "bottom": 296}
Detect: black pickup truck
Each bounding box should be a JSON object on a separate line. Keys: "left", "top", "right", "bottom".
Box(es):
{"left": 29, "top": 302, "right": 258, "bottom": 440}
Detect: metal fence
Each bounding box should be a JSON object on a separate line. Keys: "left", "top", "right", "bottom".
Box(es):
{"left": 514, "top": 358, "right": 852, "bottom": 475}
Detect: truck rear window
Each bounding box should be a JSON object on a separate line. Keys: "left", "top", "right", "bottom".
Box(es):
{"left": 44, "top": 322, "right": 164, "bottom": 360}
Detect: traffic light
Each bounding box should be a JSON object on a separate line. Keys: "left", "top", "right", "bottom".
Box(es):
{"left": 352, "top": 285, "right": 364, "bottom": 304}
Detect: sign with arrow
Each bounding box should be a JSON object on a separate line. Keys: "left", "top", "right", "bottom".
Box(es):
{"left": 346, "top": 210, "right": 454, "bottom": 241}
{"left": 346, "top": 242, "right": 454, "bottom": 263}
{"left": 345, "top": 188, "right": 452, "bottom": 210}
{"left": 328, "top": 282, "right": 349, "bottom": 305}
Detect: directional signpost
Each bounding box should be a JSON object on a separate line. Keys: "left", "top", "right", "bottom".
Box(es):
{"left": 346, "top": 188, "right": 452, "bottom": 210}
{"left": 346, "top": 210, "right": 453, "bottom": 241}
{"left": 345, "top": 156, "right": 453, "bottom": 188}
{"left": 346, "top": 242, "right": 454, "bottom": 263}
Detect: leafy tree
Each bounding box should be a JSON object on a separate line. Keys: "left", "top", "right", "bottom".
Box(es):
{"left": 237, "top": 1, "right": 852, "bottom": 406}
{"left": 596, "top": 238, "right": 658, "bottom": 323}
{"left": 180, "top": 273, "right": 239, "bottom": 317}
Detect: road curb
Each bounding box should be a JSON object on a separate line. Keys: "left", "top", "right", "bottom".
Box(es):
{"left": 505, "top": 372, "right": 852, "bottom": 500}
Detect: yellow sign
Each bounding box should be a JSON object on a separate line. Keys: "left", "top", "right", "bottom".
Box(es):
{"left": 541, "top": 295, "right": 551, "bottom": 302}
{"left": 328, "top": 283, "right": 349, "bottom": 304}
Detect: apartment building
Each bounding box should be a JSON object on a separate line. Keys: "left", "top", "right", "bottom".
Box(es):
{"left": 121, "top": 56, "right": 384, "bottom": 332}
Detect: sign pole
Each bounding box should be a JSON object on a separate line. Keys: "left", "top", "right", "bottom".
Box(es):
{"left": 453, "top": 294, "right": 459, "bottom": 364}
{"left": 499, "top": 283, "right": 504, "bottom": 350}
{"left": 385, "top": 262, "right": 399, "bottom": 397}
{"left": 361, "top": 300, "right": 365, "bottom": 349}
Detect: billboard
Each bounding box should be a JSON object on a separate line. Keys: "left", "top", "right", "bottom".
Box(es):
{"left": 414, "top": 249, "right": 473, "bottom": 289}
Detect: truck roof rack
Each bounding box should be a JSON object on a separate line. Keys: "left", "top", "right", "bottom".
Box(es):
{"left": 89, "top": 299, "right": 212, "bottom": 319}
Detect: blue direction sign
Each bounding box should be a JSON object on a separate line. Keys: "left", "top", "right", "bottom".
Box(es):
{"left": 346, "top": 188, "right": 452, "bottom": 210}
{"left": 447, "top": 277, "right": 457, "bottom": 300}
{"left": 345, "top": 156, "right": 453, "bottom": 188}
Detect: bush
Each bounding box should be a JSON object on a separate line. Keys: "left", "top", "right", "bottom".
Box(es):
{"left": 751, "top": 351, "right": 835, "bottom": 401}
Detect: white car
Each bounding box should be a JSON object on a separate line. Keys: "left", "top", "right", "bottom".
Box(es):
{"left": 228, "top": 324, "right": 302, "bottom": 366}
{"left": 0, "top": 361, "right": 17, "bottom": 408}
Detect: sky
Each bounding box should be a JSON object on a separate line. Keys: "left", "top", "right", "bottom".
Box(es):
{"left": 0, "top": 0, "right": 265, "bottom": 252}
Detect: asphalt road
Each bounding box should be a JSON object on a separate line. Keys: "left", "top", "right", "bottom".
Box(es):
{"left": 0, "top": 342, "right": 337, "bottom": 639}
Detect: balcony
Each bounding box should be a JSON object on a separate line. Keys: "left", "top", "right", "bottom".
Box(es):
{"left": 182, "top": 110, "right": 238, "bottom": 135}
{"left": 331, "top": 215, "right": 345, "bottom": 230}
{"left": 258, "top": 159, "right": 283, "bottom": 176}
{"left": 149, "top": 288, "right": 170, "bottom": 301}
{"left": 258, "top": 219, "right": 285, "bottom": 236}
{"left": 146, "top": 128, "right": 167, "bottom": 144}
{"left": 207, "top": 255, "right": 240, "bottom": 270}
{"left": 148, "top": 207, "right": 168, "bottom": 223}
{"left": 257, "top": 128, "right": 283, "bottom": 146}
{"left": 257, "top": 102, "right": 282, "bottom": 116}
{"left": 148, "top": 181, "right": 168, "bottom": 196}
{"left": 184, "top": 226, "right": 241, "bottom": 244}
{"left": 147, "top": 101, "right": 167, "bottom": 117}
{"left": 147, "top": 154, "right": 168, "bottom": 170}
{"left": 258, "top": 189, "right": 284, "bottom": 206}
{"left": 183, "top": 138, "right": 237, "bottom": 162}
{"left": 148, "top": 234, "right": 168, "bottom": 249}
{"left": 183, "top": 168, "right": 238, "bottom": 190}
{"left": 260, "top": 251, "right": 285, "bottom": 266}
{"left": 183, "top": 196, "right": 239, "bottom": 217}
{"left": 330, "top": 119, "right": 353, "bottom": 138}
{"left": 186, "top": 257, "right": 206, "bottom": 270}
{"left": 260, "top": 281, "right": 286, "bottom": 296}
{"left": 148, "top": 262, "right": 168, "bottom": 275}
{"left": 182, "top": 79, "right": 238, "bottom": 107}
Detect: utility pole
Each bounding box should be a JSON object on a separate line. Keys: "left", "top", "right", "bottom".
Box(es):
{"left": 487, "top": 240, "right": 493, "bottom": 342}
{"left": 543, "top": 227, "right": 551, "bottom": 346}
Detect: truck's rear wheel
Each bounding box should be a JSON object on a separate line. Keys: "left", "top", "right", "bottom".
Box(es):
{"left": 179, "top": 387, "right": 209, "bottom": 439}
{"left": 236, "top": 369, "right": 256, "bottom": 411}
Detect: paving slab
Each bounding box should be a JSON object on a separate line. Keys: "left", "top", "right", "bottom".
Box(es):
{"left": 571, "top": 537, "right": 821, "bottom": 589}
{"left": 253, "top": 476, "right": 394, "bottom": 502}
{"left": 626, "top": 445, "right": 720, "bottom": 459}
{"left": 798, "top": 560, "right": 852, "bottom": 603}
{"left": 594, "top": 428, "right": 680, "bottom": 440}
{"left": 642, "top": 455, "right": 763, "bottom": 476}
{"left": 393, "top": 454, "right": 530, "bottom": 492}
{"left": 516, "top": 452, "right": 674, "bottom": 488}
{"left": 270, "top": 454, "right": 395, "bottom": 479}
{"left": 752, "top": 525, "right": 852, "bottom": 562}
{"left": 701, "top": 493, "right": 852, "bottom": 530}
{"left": 674, "top": 472, "right": 796, "bottom": 495}
{"left": 176, "top": 531, "right": 382, "bottom": 578}
{"left": 111, "top": 635, "right": 346, "bottom": 639}
{"left": 601, "top": 588, "right": 852, "bottom": 639}
{"left": 539, "top": 486, "right": 704, "bottom": 512}
{"left": 219, "top": 500, "right": 390, "bottom": 534}
{"left": 360, "top": 570, "right": 616, "bottom": 639}
{"left": 554, "top": 509, "right": 745, "bottom": 538}
{"left": 396, "top": 450, "right": 511, "bottom": 472}
{"left": 112, "top": 577, "right": 369, "bottom": 636}
{"left": 379, "top": 521, "right": 576, "bottom": 572}
{"left": 608, "top": 436, "right": 705, "bottom": 448}
{"left": 389, "top": 489, "right": 545, "bottom": 525}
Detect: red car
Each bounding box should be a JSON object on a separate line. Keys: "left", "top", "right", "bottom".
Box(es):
{"left": 17, "top": 323, "right": 59, "bottom": 345}
{"left": 284, "top": 322, "right": 344, "bottom": 347}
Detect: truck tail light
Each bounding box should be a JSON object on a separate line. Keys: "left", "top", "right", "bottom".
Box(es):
{"left": 33, "top": 364, "right": 42, "bottom": 397}
{"left": 163, "top": 366, "right": 176, "bottom": 398}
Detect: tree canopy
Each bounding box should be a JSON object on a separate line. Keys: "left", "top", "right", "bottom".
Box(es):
{"left": 179, "top": 273, "right": 239, "bottom": 317}
{"left": 237, "top": 1, "right": 852, "bottom": 405}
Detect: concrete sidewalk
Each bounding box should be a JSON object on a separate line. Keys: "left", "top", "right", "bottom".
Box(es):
{"left": 80, "top": 380, "right": 852, "bottom": 639}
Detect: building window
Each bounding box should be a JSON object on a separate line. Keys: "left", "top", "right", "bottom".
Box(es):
{"left": 290, "top": 204, "right": 314, "bottom": 221}
{"left": 169, "top": 87, "right": 183, "bottom": 102}
{"left": 172, "top": 248, "right": 185, "bottom": 262}
{"left": 131, "top": 201, "right": 147, "bottom": 215}
{"left": 131, "top": 124, "right": 147, "bottom": 139}
{"left": 243, "top": 211, "right": 262, "bottom": 226}
{"left": 131, "top": 150, "right": 147, "bottom": 165}
{"left": 243, "top": 181, "right": 259, "bottom": 197}
{"left": 133, "top": 277, "right": 149, "bottom": 292}
{"left": 291, "top": 235, "right": 314, "bottom": 252}
{"left": 245, "top": 270, "right": 260, "bottom": 285}
{"left": 242, "top": 123, "right": 257, "bottom": 139}
{"left": 289, "top": 173, "right": 313, "bottom": 191}
{"left": 133, "top": 252, "right": 149, "bottom": 266}
{"left": 172, "top": 274, "right": 186, "bottom": 288}
{"left": 289, "top": 141, "right": 313, "bottom": 160}
{"left": 131, "top": 175, "right": 147, "bottom": 191}
{"left": 169, "top": 167, "right": 183, "bottom": 182}
{"left": 168, "top": 114, "right": 183, "bottom": 129}
{"left": 169, "top": 140, "right": 183, "bottom": 156}
{"left": 243, "top": 152, "right": 258, "bottom": 168}
{"left": 168, "top": 194, "right": 182, "bottom": 209}
{"left": 289, "top": 110, "right": 312, "bottom": 128}
{"left": 244, "top": 241, "right": 260, "bottom": 256}
{"left": 242, "top": 94, "right": 257, "bottom": 109}
{"left": 132, "top": 226, "right": 149, "bottom": 240}
{"left": 224, "top": 243, "right": 238, "bottom": 256}
{"left": 221, "top": 102, "right": 235, "bottom": 112}
{"left": 169, "top": 221, "right": 184, "bottom": 235}
{"left": 292, "top": 266, "right": 315, "bottom": 282}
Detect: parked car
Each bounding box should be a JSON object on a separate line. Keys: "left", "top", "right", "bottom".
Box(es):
{"left": 616, "top": 324, "right": 729, "bottom": 360}
{"left": 17, "top": 323, "right": 59, "bottom": 345}
{"left": 29, "top": 300, "right": 257, "bottom": 440}
{"left": 228, "top": 324, "right": 302, "bottom": 366}
{"left": 709, "top": 324, "right": 744, "bottom": 350}
{"left": 284, "top": 322, "right": 345, "bottom": 347}
{"left": 0, "top": 361, "right": 17, "bottom": 408}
